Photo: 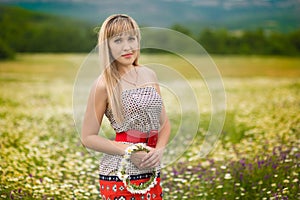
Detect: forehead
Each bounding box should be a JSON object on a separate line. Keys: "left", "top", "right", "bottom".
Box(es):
{"left": 111, "top": 32, "right": 137, "bottom": 38}
{"left": 107, "top": 17, "right": 138, "bottom": 36}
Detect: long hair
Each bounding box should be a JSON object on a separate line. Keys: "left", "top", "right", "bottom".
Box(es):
{"left": 98, "top": 14, "right": 141, "bottom": 123}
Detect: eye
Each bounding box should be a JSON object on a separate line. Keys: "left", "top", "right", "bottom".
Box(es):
{"left": 128, "top": 36, "right": 136, "bottom": 41}
{"left": 114, "top": 38, "right": 122, "bottom": 44}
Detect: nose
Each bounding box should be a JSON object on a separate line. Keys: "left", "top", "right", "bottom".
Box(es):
{"left": 123, "top": 41, "right": 132, "bottom": 51}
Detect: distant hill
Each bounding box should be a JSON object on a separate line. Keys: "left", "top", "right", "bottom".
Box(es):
{"left": 0, "top": 5, "right": 96, "bottom": 55}
{"left": 0, "top": 0, "right": 299, "bottom": 34}
{"left": 1, "top": 4, "right": 299, "bottom": 58}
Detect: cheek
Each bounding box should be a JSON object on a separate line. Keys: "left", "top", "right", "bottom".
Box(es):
{"left": 132, "top": 41, "right": 139, "bottom": 50}
{"left": 109, "top": 45, "right": 121, "bottom": 58}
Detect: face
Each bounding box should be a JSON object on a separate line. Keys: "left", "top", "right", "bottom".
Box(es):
{"left": 108, "top": 33, "right": 139, "bottom": 68}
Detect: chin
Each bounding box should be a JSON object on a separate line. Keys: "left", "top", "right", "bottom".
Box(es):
{"left": 120, "top": 58, "right": 135, "bottom": 66}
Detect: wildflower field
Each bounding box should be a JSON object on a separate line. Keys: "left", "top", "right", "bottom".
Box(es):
{"left": 0, "top": 54, "right": 299, "bottom": 199}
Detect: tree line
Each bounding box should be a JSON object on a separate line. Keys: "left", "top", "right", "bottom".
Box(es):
{"left": 171, "top": 24, "right": 300, "bottom": 56}
{"left": 1, "top": 5, "right": 300, "bottom": 60}
{"left": 0, "top": 5, "right": 96, "bottom": 59}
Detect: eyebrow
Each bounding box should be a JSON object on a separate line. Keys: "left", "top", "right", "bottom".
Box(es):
{"left": 112, "top": 33, "right": 137, "bottom": 38}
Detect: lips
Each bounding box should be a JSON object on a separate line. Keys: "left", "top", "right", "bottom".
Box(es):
{"left": 121, "top": 53, "right": 133, "bottom": 58}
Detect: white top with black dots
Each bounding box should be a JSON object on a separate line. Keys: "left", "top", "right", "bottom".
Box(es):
{"left": 100, "top": 86, "right": 163, "bottom": 176}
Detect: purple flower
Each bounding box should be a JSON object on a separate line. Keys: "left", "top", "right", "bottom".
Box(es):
{"left": 172, "top": 168, "right": 179, "bottom": 176}
{"left": 280, "top": 151, "right": 288, "bottom": 160}
{"left": 10, "top": 191, "right": 14, "bottom": 200}
{"left": 264, "top": 174, "right": 270, "bottom": 180}
{"left": 239, "top": 173, "right": 243, "bottom": 181}
{"left": 257, "top": 160, "right": 262, "bottom": 169}
{"left": 273, "top": 192, "right": 279, "bottom": 200}
{"left": 239, "top": 158, "right": 246, "bottom": 167}
{"left": 248, "top": 163, "right": 253, "bottom": 170}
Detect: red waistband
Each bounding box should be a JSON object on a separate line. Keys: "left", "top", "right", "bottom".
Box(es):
{"left": 115, "top": 130, "right": 158, "bottom": 148}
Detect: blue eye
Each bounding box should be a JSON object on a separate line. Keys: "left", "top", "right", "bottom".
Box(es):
{"left": 129, "top": 36, "right": 136, "bottom": 41}
{"left": 114, "top": 38, "right": 122, "bottom": 43}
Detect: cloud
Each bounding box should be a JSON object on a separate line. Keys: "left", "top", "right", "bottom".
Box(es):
{"left": 191, "top": 0, "right": 220, "bottom": 7}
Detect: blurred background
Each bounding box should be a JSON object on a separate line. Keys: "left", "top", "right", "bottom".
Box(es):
{"left": 0, "top": 0, "right": 299, "bottom": 199}
{"left": 0, "top": 0, "right": 300, "bottom": 58}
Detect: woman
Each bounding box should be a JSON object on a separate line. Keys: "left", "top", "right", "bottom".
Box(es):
{"left": 81, "top": 14, "right": 171, "bottom": 199}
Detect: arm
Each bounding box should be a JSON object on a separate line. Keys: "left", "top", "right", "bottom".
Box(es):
{"left": 81, "top": 77, "right": 129, "bottom": 156}
{"left": 153, "top": 83, "right": 171, "bottom": 151}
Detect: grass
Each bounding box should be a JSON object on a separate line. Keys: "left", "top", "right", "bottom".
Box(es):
{"left": 141, "top": 54, "right": 300, "bottom": 78}
{"left": 0, "top": 53, "right": 299, "bottom": 199}
{"left": 212, "top": 55, "right": 300, "bottom": 78}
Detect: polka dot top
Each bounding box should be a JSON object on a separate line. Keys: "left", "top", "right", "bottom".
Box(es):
{"left": 105, "top": 86, "right": 163, "bottom": 133}
{"left": 100, "top": 87, "right": 163, "bottom": 175}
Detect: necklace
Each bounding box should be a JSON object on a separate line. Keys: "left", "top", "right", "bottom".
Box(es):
{"left": 121, "top": 67, "right": 138, "bottom": 87}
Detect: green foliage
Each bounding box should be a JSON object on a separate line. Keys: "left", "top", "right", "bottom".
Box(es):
{"left": 0, "top": 5, "right": 97, "bottom": 54}
{"left": 163, "top": 77, "right": 300, "bottom": 199}
{"left": 0, "top": 5, "right": 300, "bottom": 56}
{"left": 163, "top": 143, "right": 299, "bottom": 199}
{"left": 0, "top": 54, "right": 300, "bottom": 199}
{"left": 0, "top": 4, "right": 300, "bottom": 57}
{"left": 171, "top": 24, "right": 193, "bottom": 38}
{"left": 143, "top": 25, "right": 300, "bottom": 56}
{"left": 0, "top": 37, "right": 15, "bottom": 59}
{"left": 196, "top": 28, "right": 300, "bottom": 56}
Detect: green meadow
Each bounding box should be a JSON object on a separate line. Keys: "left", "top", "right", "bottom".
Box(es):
{"left": 1, "top": 54, "right": 299, "bottom": 199}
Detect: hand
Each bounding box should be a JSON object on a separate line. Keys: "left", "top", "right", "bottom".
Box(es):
{"left": 140, "top": 147, "right": 164, "bottom": 169}
{"left": 130, "top": 151, "right": 148, "bottom": 169}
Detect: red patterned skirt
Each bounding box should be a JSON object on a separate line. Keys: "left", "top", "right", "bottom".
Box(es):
{"left": 99, "top": 173, "right": 163, "bottom": 200}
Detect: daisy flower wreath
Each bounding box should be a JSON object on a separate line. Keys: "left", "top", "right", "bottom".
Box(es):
{"left": 117, "top": 143, "right": 159, "bottom": 194}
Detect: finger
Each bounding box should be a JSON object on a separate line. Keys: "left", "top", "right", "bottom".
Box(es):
{"left": 142, "top": 154, "right": 159, "bottom": 168}
{"left": 141, "top": 153, "right": 151, "bottom": 163}
{"left": 131, "top": 152, "right": 146, "bottom": 162}
{"left": 132, "top": 160, "right": 143, "bottom": 169}
{"left": 141, "top": 152, "right": 156, "bottom": 166}
{"left": 143, "top": 160, "right": 159, "bottom": 169}
{"left": 142, "top": 149, "right": 155, "bottom": 162}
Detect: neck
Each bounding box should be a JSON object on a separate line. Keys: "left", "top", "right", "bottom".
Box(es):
{"left": 118, "top": 64, "right": 135, "bottom": 76}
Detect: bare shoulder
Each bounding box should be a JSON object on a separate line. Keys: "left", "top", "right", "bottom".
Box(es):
{"left": 92, "top": 74, "right": 108, "bottom": 100}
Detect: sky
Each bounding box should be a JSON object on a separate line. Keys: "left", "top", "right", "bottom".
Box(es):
{"left": 1, "top": 0, "right": 299, "bottom": 8}
{"left": 1, "top": 0, "right": 299, "bottom": 32}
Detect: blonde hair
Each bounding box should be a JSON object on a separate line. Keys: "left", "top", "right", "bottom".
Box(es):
{"left": 98, "top": 14, "right": 141, "bottom": 123}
